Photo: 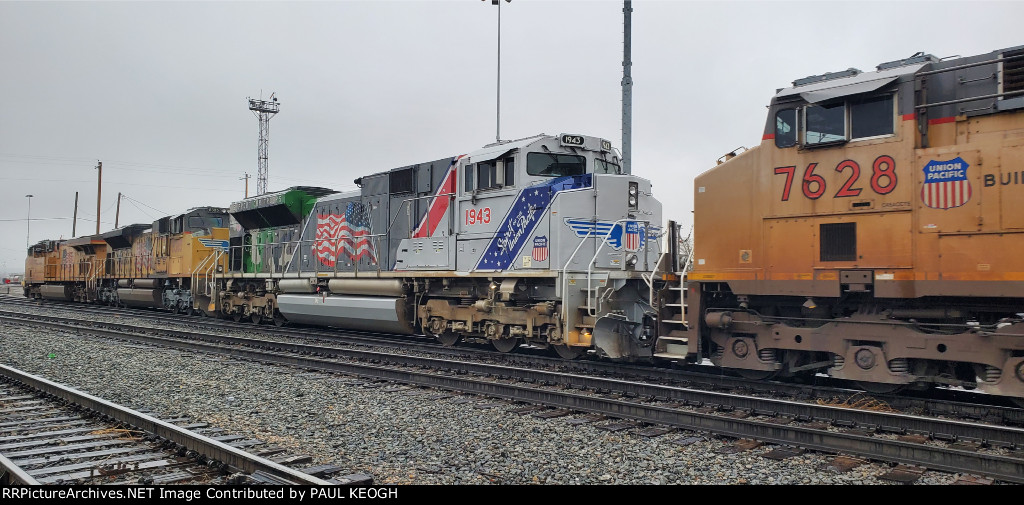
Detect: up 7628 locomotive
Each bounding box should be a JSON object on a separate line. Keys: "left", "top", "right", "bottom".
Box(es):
{"left": 211, "top": 133, "right": 663, "bottom": 359}
{"left": 679, "top": 46, "right": 1024, "bottom": 399}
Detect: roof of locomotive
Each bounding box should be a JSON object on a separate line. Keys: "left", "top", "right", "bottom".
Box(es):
{"left": 774, "top": 59, "right": 932, "bottom": 104}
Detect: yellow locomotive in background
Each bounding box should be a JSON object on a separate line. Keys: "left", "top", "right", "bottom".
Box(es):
{"left": 682, "top": 46, "right": 1024, "bottom": 400}
{"left": 24, "top": 207, "right": 228, "bottom": 313}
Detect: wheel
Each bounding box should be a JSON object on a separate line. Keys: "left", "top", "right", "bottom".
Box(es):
{"left": 172, "top": 302, "right": 182, "bottom": 314}
{"left": 273, "top": 314, "right": 288, "bottom": 327}
{"left": 855, "top": 381, "right": 906, "bottom": 395}
{"left": 733, "top": 368, "right": 780, "bottom": 381}
{"left": 232, "top": 311, "right": 243, "bottom": 323}
{"left": 552, "top": 344, "right": 584, "bottom": 360}
{"left": 491, "top": 337, "right": 519, "bottom": 353}
{"left": 435, "top": 331, "right": 459, "bottom": 347}
{"left": 185, "top": 305, "right": 195, "bottom": 316}
{"left": 250, "top": 312, "right": 262, "bottom": 325}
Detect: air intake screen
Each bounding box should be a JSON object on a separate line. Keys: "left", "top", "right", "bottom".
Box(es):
{"left": 389, "top": 167, "right": 415, "bottom": 194}
{"left": 820, "top": 222, "right": 856, "bottom": 262}
{"left": 1005, "top": 48, "right": 1024, "bottom": 93}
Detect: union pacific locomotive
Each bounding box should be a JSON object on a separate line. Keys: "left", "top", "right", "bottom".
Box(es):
{"left": 672, "top": 45, "right": 1024, "bottom": 400}
{"left": 25, "top": 134, "right": 664, "bottom": 360}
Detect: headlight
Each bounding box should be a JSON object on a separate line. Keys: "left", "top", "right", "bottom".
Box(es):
{"left": 628, "top": 196, "right": 637, "bottom": 206}
{"left": 626, "top": 253, "right": 639, "bottom": 266}
{"left": 628, "top": 182, "right": 639, "bottom": 209}
{"left": 629, "top": 185, "right": 638, "bottom": 196}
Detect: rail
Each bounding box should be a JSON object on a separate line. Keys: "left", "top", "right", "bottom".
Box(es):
{"left": 0, "top": 363, "right": 332, "bottom": 485}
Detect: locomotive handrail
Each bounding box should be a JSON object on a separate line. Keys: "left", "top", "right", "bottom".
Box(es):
{"left": 583, "top": 218, "right": 659, "bottom": 317}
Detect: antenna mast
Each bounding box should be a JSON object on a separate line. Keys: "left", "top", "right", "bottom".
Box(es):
{"left": 621, "top": 1, "right": 632, "bottom": 175}
{"left": 247, "top": 93, "right": 280, "bottom": 195}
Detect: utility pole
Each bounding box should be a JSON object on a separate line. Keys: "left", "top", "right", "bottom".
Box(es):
{"left": 247, "top": 93, "right": 280, "bottom": 195}
{"left": 622, "top": 0, "right": 632, "bottom": 175}
{"left": 72, "top": 192, "right": 79, "bottom": 237}
{"left": 485, "top": 0, "right": 511, "bottom": 143}
{"left": 95, "top": 161, "right": 102, "bottom": 234}
{"left": 241, "top": 173, "right": 251, "bottom": 198}
{"left": 25, "top": 195, "right": 33, "bottom": 250}
{"left": 114, "top": 192, "right": 122, "bottom": 229}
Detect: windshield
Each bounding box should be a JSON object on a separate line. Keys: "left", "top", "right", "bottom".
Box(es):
{"left": 527, "top": 153, "right": 586, "bottom": 177}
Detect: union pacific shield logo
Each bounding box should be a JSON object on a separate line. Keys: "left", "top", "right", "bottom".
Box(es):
{"left": 532, "top": 236, "right": 548, "bottom": 262}
{"left": 624, "top": 221, "right": 640, "bottom": 252}
{"left": 921, "top": 157, "right": 971, "bottom": 210}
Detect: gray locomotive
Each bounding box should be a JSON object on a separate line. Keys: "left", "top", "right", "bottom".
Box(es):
{"left": 210, "top": 133, "right": 664, "bottom": 359}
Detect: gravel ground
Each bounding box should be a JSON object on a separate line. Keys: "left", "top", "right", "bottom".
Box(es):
{"left": 0, "top": 319, "right": 972, "bottom": 485}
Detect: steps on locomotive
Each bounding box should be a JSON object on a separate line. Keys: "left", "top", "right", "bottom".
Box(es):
{"left": 653, "top": 331, "right": 690, "bottom": 360}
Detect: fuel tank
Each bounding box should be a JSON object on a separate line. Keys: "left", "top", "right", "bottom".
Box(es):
{"left": 276, "top": 294, "right": 413, "bottom": 334}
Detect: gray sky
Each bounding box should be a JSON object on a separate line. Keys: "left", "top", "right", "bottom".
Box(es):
{"left": 1, "top": 0, "right": 1021, "bottom": 273}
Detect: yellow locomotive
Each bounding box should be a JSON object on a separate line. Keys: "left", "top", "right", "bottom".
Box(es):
{"left": 682, "top": 46, "right": 1024, "bottom": 400}
{"left": 24, "top": 207, "right": 229, "bottom": 313}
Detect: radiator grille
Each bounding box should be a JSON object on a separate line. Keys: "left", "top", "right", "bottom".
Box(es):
{"left": 820, "top": 222, "right": 857, "bottom": 262}
{"left": 1005, "top": 48, "right": 1024, "bottom": 93}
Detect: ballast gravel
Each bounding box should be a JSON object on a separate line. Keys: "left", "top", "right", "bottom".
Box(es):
{"left": 0, "top": 313, "right": 967, "bottom": 484}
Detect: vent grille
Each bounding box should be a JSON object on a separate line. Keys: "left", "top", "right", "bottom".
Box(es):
{"left": 1005, "top": 49, "right": 1024, "bottom": 93}
{"left": 820, "top": 222, "right": 857, "bottom": 262}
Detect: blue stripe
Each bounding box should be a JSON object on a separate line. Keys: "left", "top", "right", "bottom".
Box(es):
{"left": 474, "top": 175, "right": 592, "bottom": 271}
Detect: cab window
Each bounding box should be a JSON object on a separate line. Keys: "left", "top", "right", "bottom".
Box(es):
{"left": 799, "top": 94, "right": 895, "bottom": 147}
{"left": 804, "top": 102, "right": 846, "bottom": 145}
{"left": 775, "top": 109, "right": 797, "bottom": 148}
{"left": 503, "top": 156, "right": 515, "bottom": 187}
{"left": 850, "top": 94, "right": 894, "bottom": 139}
{"left": 527, "top": 153, "right": 586, "bottom": 177}
{"left": 477, "top": 160, "right": 498, "bottom": 190}
{"left": 594, "top": 159, "right": 620, "bottom": 174}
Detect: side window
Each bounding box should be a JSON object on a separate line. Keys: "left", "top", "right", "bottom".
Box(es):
{"left": 775, "top": 109, "right": 797, "bottom": 148}
{"left": 477, "top": 160, "right": 498, "bottom": 190}
{"left": 850, "top": 94, "right": 894, "bottom": 139}
{"left": 503, "top": 156, "right": 515, "bottom": 187}
{"left": 804, "top": 102, "right": 846, "bottom": 145}
{"left": 464, "top": 164, "right": 474, "bottom": 192}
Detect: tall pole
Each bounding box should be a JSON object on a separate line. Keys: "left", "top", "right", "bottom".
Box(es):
{"left": 486, "top": 0, "right": 509, "bottom": 142}
{"left": 241, "top": 173, "right": 250, "bottom": 198}
{"left": 622, "top": 0, "right": 632, "bottom": 175}
{"left": 496, "top": 0, "right": 501, "bottom": 143}
{"left": 95, "top": 161, "right": 102, "bottom": 234}
{"left": 248, "top": 94, "right": 280, "bottom": 195}
{"left": 115, "top": 192, "right": 122, "bottom": 229}
{"left": 25, "top": 195, "right": 33, "bottom": 250}
{"left": 72, "top": 192, "right": 79, "bottom": 237}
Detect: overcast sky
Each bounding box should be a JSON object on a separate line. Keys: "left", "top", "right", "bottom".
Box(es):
{"left": 1, "top": 0, "right": 1021, "bottom": 273}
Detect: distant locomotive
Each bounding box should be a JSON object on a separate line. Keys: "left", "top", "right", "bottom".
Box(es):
{"left": 670, "top": 45, "right": 1024, "bottom": 401}
{"left": 24, "top": 207, "right": 229, "bottom": 313}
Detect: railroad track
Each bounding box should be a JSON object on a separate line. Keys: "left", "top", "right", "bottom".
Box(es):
{"left": 3, "top": 310, "right": 1024, "bottom": 483}
{"left": 0, "top": 364, "right": 362, "bottom": 485}
{"left": 3, "top": 295, "right": 1022, "bottom": 427}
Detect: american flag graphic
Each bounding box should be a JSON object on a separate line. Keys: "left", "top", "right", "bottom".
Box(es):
{"left": 624, "top": 221, "right": 640, "bottom": 252}
{"left": 532, "top": 236, "right": 548, "bottom": 262}
{"left": 921, "top": 157, "right": 972, "bottom": 210}
{"left": 315, "top": 202, "right": 377, "bottom": 267}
